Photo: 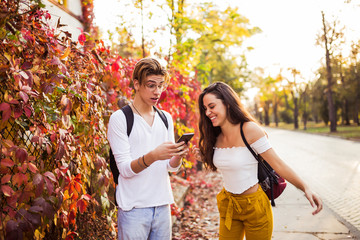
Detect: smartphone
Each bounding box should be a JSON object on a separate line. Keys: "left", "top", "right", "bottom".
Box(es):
{"left": 176, "top": 133, "right": 194, "bottom": 144}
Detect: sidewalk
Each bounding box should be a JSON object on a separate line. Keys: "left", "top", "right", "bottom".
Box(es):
{"left": 172, "top": 171, "right": 360, "bottom": 239}
{"left": 273, "top": 183, "right": 358, "bottom": 239}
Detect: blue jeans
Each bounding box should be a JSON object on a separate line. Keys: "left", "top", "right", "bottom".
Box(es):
{"left": 117, "top": 204, "right": 171, "bottom": 240}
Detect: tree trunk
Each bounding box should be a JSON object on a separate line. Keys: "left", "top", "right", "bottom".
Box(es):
{"left": 340, "top": 60, "right": 350, "bottom": 125}
{"left": 355, "top": 75, "right": 360, "bottom": 125}
{"left": 294, "top": 97, "right": 299, "bottom": 129}
{"left": 273, "top": 102, "right": 279, "bottom": 127}
{"left": 322, "top": 11, "right": 337, "bottom": 132}
{"left": 303, "top": 90, "right": 308, "bottom": 130}
{"left": 264, "top": 101, "right": 270, "bottom": 126}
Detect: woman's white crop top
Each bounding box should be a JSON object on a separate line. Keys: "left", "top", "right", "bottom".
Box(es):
{"left": 213, "top": 136, "right": 272, "bottom": 194}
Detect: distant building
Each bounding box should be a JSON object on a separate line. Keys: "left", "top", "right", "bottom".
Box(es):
{"left": 42, "top": 0, "right": 84, "bottom": 41}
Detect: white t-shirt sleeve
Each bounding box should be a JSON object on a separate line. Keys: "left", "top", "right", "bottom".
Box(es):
{"left": 164, "top": 111, "right": 182, "bottom": 172}
{"left": 250, "top": 136, "right": 272, "bottom": 154}
{"left": 107, "top": 110, "right": 137, "bottom": 178}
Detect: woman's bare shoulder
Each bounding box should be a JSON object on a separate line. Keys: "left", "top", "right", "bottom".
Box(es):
{"left": 243, "top": 121, "right": 266, "bottom": 144}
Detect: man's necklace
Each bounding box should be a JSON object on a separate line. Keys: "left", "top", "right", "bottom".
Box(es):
{"left": 132, "top": 103, "right": 154, "bottom": 118}
{"left": 132, "top": 103, "right": 143, "bottom": 117}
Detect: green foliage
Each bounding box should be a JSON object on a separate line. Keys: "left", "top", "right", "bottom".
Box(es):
{"left": 171, "top": 2, "right": 260, "bottom": 90}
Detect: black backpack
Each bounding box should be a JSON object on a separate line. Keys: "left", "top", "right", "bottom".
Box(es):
{"left": 109, "top": 104, "right": 169, "bottom": 205}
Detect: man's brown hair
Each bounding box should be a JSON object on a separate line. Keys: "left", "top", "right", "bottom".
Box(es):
{"left": 132, "top": 58, "right": 169, "bottom": 88}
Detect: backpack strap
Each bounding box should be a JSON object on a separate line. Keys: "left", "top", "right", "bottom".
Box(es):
{"left": 121, "top": 104, "right": 134, "bottom": 136}
{"left": 154, "top": 106, "right": 168, "bottom": 129}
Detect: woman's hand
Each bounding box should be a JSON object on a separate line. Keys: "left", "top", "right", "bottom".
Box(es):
{"left": 304, "top": 188, "right": 323, "bottom": 215}
{"left": 192, "top": 145, "right": 202, "bottom": 161}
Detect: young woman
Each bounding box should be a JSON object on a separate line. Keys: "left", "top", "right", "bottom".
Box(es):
{"left": 197, "top": 82, "right": 322, "bottom": 240}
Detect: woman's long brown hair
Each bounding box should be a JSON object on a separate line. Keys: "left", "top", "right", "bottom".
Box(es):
{"left": 198, "top": 82, "right": 257, "bottom": 171}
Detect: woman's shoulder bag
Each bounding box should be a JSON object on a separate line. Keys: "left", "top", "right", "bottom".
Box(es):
{"left": 240, "top": 122, "right": 286, "bottom": 206}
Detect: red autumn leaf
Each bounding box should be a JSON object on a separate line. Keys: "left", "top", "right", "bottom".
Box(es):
{"left": 1, "top": 158, "right": 14, "bottom": 167}
{"left": 1, "top": 174, "right": 11, "bottom": 184}
{"left": 15, "top": 148, "right": 28, "bottom": 162}
{"left": 42, "top": 200, "right": 55, "bottom": 219}
{"left": 7, "top": 194, "right": 18, "bottom": 208}
{"left": 78, "top": 33, "right": 86, "bottom": 45}
{"left": 13, "top": 173, "right": 27, "bottom": 187}
{"left": 8, "top": 99, "right": 19, "bottom": 104}
{"left": 44, "top": 171, "right": 56, "bottom": 182}
{"left": 35, "top": 177, "right": 45, "bottom": 197}
{"left": 19, "top": 91, "right": 29, "bottom": 103}
{"left": 29, "top": 205, "right": 43, "bottom": 214}
{"left": 68, "top": 209, "right": 76, "bottom": 226}
{"left": 24, "top": 105, "right": 32, "bottom": 117}
{"left": 33, "top": 173, "right": 43, "bottom": 186}
{"left": 27, "top": 211, "right": 41, "bottom": 227}
{"left": 28, "top": 163, "right": 38, "bottom": 173}
{"left": 6, "top": 220, "right": 18, "bottom": 233}
{"left": 17, "top": 163, "right": 28, "bottom": 173}
{"left": 21, "top": 62, "right": 32, "bottom": 70}
{"left": 1, "top": 185, "right": 15, "bottom": 197}
{"left": 44, "top": 177, "right": 54, "bottom": 195}
{"left": 71, "top": 188, "right": 79, "bottom": 200}
{"left": 60, "top": 95, "right": 72, "bottom": 115}
{"left": 111, "top": 62, "right": 120, "bottom": 72}
{"left": 77, "top": 199, "right": 87, "bottom": 214}
{"left": 82, "top": 194, "right": 91, "bottom": 201}
{"left": 13, "top": 105, "right": 22, "bottom": 119}
{"left": 0, "top": 102, "right": 11, "bottom": 122}
{"left": 0, "top": 102, "right": 10, "bottom": 111}
{"left": 18, "top": 190, "right": 32, "bottom": 204}
{"left": 46, "top": 144, "right": 52, "bottom": 154}
{"left": 50, "top": 133, "right": 57, "bottom": 142}
{"left": 65, "top": 231, "right": 78, "bottom": 240}
{"left": 50, "top": 57, "right": 61, "bottom": 66}
{"left": 74, "top": 181, "right": 82, "bottom": 193}
{"left": 31, "top": 135, "right": 39, "bottom": 143}
{"left": 55, "top": 141, "right": 65, "bottom": 160}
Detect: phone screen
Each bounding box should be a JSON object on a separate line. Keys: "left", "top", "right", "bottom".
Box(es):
{"left": 176, "top": 133, "right": 194, "bottom": 144}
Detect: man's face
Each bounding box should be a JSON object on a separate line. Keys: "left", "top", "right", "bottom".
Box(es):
{"left": 134, "top": 74, "right": 166, "bottom": 106}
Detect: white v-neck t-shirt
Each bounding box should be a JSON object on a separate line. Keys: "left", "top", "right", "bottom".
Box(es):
{"left": 107, "top": 109, "right": 180, "bottom": 211}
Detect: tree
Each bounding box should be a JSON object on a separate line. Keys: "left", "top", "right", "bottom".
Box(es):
{"left": 350, "top": 42, "right": 360, "bottom": 125}
{"left": 317, "top": 11, "right": 341, "bottom": 132}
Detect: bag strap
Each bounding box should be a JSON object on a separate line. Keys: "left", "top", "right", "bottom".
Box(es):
{"left": 121, "top": 105, "right": 169, "bottom": 136}
{"left": 121, "top": 104, "right": 134, "bottom": 136}
{"left": 154, "top": 106, "right": 169, "bottom": 129}
{"left": 240, "top": 122, "right": 277, "bottom": 206}
{"left": 240, "top": 122, "right": 260, "bottom": 161}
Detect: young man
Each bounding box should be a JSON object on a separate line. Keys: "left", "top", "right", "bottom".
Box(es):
{"left": 107, "top": 58, "right": 188, "bottom": 240}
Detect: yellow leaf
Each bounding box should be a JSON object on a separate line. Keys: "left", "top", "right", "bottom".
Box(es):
{"left": 34, "top": 229, "right": 43, "bottom": 240}
{"left": 63, "top": 190, "right": 69, "bottom": 201}
{"left": 60, "top": 46, "right": 71, "bottom": 60}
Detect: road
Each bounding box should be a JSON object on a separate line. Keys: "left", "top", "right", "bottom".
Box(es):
{"left": 264, "top": 127, "right": 360, "bottom": 234}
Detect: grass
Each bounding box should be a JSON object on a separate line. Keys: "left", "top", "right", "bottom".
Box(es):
{"left": 268, "top": 121, "right": 360, "bottom": 141}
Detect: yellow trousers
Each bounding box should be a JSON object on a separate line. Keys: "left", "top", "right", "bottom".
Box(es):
{"left": 216, "top": 185, "right": 273, "bottom": 240}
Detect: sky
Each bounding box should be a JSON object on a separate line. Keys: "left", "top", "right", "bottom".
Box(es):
{"left": 93, "top": 0, "right": 360, "bottom": 87}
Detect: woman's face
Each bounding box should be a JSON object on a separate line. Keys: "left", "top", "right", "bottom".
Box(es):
{"left": 202, "top": 93, "right": 227, "bottom": 127}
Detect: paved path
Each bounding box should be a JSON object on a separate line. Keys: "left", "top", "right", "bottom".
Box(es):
{"left": 265, "top": 127, "right": 360, "bottom": 238}
{"left": 172, "top": 127, "right": 360, "bottom": 239}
